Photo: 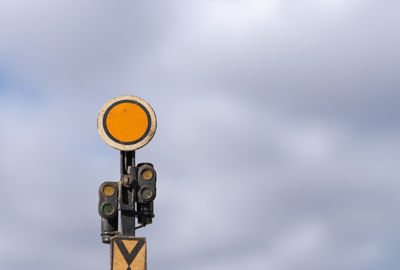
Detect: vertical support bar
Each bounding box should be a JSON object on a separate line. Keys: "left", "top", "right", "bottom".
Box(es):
{"left": 121, "top": 211, "right": 136, "bottom": 236}
{"left": 120, "top": 151, "right": 136, "bottom": 236}
{"left": 120, "top": 151, "right": 135, "bottom": 175}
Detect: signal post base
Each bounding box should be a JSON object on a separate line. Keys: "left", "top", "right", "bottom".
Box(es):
{"left": 111, "top": 236, "right": 147, "bottom": 270}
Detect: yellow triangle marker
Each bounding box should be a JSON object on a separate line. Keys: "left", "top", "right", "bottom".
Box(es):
{"left": 122, "top": 240, "right": 137, "bottom": 254}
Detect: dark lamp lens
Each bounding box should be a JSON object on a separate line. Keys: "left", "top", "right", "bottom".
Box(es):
{"left": 142, "top": 189, "right": 153, "bottom": 200}
{"left": 102, "top": 204, "right": 115, "bottom": 215}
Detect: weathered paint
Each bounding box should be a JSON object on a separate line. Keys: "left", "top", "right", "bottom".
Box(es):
{"left": 98, "top": 95, "right": 157, "bottom": 151}
{"left": 111, "top": 236, "right": 147, "bottom": 270}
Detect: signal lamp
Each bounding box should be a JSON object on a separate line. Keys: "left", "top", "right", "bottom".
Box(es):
{"left": 103, "top": 185, "right": 115, "bottom": 196}
{"left": 142, "top": 189, "right": 154, "bottom": 200}
{"left": 141, "top": 169, "right": 153, "bottom": 180}
{"left": 137, "top": 164, "right": 156, "bottom": 203}
{"left": 98, "top": 181, "right": 119, "bottom": 218}
{"left": 102, "top": 203, "right": 115, "bottom": 215}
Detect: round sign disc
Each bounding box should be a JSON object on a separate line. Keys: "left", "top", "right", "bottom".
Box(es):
{"left": 97, "top": 95, "right": 157, "bottom": 151}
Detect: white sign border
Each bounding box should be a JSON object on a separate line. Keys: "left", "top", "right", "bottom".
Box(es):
{"left": 97, "top": 95, "right": 157, "bottom": 151}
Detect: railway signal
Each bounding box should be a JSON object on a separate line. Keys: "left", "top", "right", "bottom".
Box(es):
{"left": 97, "top": 95, "right": 157, "bottom": 270}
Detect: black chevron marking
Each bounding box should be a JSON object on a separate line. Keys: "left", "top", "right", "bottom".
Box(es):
{"left": 115, "top": 238, "right": 145, "bottom": 267}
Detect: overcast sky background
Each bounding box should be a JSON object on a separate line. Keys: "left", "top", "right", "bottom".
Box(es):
{"left": 0, "top": 0, "right": 399, "bottom": 269}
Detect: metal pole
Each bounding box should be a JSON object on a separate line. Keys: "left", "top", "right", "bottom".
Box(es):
{"left": 120, "top": 151, "right": 136, "bottom": 236}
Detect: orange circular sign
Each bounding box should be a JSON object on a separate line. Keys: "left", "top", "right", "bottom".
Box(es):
{"left": 97, "top": 96, "right": 157, "bottom": 151}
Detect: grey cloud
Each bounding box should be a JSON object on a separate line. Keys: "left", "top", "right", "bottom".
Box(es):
{"left": 0, "top": 1, "right": 399, "bottom": 270}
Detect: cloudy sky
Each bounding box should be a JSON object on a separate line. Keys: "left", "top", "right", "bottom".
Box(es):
{"left": 0, "top": 0, "right": 399, "bottom": 269}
